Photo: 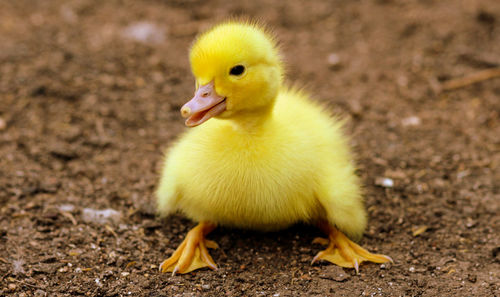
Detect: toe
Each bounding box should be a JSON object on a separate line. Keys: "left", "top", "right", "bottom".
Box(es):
{"left": 312, "top": 237, "right": 330, "bottom": 246}
{"left": 205, "top": 239, "right": 219, "bottom": 250}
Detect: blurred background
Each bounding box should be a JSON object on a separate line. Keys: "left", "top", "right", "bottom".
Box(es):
{"left": 0, "top": 0, "right": 499, "bottom": 296}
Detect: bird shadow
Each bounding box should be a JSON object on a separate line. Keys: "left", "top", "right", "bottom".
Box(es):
{"left": 157, "top": 215, "right": 327, "bottom": 271}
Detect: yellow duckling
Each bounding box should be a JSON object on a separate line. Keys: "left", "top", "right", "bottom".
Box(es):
{"left": 157, "top": 21, "right": 392, "bottom": 275}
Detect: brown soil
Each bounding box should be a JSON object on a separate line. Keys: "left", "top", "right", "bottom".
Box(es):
{"left": 1, "top": 0, "right": 499, "bottom": 296}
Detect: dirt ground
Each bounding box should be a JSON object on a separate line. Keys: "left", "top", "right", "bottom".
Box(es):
{"left": 1, "top": 0, "right": 499, "bottom": 296}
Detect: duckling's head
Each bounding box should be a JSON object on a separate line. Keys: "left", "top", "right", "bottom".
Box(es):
{"left": 181, "top": 22, "right": 283, "bottom": 127}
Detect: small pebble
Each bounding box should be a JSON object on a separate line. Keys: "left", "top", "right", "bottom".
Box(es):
{"left": 58, "top": 204, "right": 75, "bottom": 212}
{"left": 327, "top": 53, "right": 341, "bottom": 66}
{"left": 401, "top": 116, "right": 421, "bottom": 127}
{"left": 58, "top": 266, "right": 69, "bottom": 273}
{"left": 347, "top": 99, "right": 363, "bottom": 116}
{"left": 202, "top": 284, "right": 210, "bottom": 290}
{"left": 467, "top": 274, "right": 477, "bottom": 283}
{"left": 0, "top": 117, "right": 6, "bottom": 131}
{"left": 82, "top": 208, "right": 122, "bottom": 224}
{"left": 122, "top": 22, "right": 165, "bottom": 44}
{"left": 409, "top": 266, "right": 415, "bottom": 272}
{"left": 465, "top": 218, "right": 476, "bottom": 228}
{"left": 8, "top": 283, "right": 16, "bottom": 291}
{"left": 375, "top": 177, "right": 394, "bottom": 188}
{"left": 412, "top": 225, "right": 428, "bottom": 237}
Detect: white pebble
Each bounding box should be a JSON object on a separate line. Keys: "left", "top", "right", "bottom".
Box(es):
{"left": 401, "top": 116, "right": 421, "bottom": 127}
{"left": 82, "top": 208, "right": 122, "bottom": 224}
{"left": 122, "top": 22, "right": 165, "bottom": 44}
{"left": 59, "top": 204, "right": 75, "bottom": 212}
{"left": 381, "top": 178, "right": 393, "bottom": 187}
{"left": 375, "top": 177, "right": 394, "bottom": 188}
{"left": 409, "top": 266, "right": 415, "bottom": 272}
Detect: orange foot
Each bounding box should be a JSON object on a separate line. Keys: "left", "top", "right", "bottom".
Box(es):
{"left": 311, "top": 222, "right": 393, "bottom": 273}
{"left": 159, "top": 222, "right": 218, "bottom": 275}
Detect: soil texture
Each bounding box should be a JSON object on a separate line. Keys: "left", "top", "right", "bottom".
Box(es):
{"left": 1, "top": 0, "right": 499, "bottom": 296}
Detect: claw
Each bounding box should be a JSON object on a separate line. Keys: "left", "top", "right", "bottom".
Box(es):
{"left": 172, "top": 266, "right": 179, "bottom": 276}
{"left": 311, "top": 254, "right": 320, "bottom": 265}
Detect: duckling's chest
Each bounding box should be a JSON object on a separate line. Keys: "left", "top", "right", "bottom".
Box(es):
{"left": 176, "top": 127, "right": 320, "bottom": 229}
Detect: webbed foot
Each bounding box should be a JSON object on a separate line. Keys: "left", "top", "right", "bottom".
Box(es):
{"left": 159, "top": 222, "right": 218, "bottom": 275}
{"left": 311, "top": 223, "right": 392, "bottom": 273}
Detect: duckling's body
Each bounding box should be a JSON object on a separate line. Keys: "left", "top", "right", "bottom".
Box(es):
{"left": 158, "top": 88, "right": 364, "bottom": 235}
{"left": 157, "top": 21, "right": 391, "bottom": 275}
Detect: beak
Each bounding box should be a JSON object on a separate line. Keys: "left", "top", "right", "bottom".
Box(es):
{"left": 180, "top": 81, "right": 226, "bottom": 127}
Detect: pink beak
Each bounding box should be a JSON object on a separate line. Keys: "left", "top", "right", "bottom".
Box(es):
{"left": 180, "top": 81, "right": 226, "bottom": 127}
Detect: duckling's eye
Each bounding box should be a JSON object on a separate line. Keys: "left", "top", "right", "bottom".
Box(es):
{"left": 229, "top": 65, "right": 245, "bottom": 76}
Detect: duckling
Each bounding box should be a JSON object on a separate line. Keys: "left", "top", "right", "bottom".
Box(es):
{"left": 157, "top": 21, "right": 392, "bottom": 275}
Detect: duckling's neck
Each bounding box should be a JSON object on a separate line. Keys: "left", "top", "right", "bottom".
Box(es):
{"left": 229, "top": 104, "right": 275, "bottom": 134}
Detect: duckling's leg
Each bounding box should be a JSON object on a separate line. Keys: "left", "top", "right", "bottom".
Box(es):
{"left": 159, "top": 221, "right": 218, "bottom": 275}
{"left": 311, "top": 221, "right": 392, "bottom": 273}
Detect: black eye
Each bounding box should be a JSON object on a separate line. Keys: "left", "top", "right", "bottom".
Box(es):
{"left": 229, "top": 65, "right": 245, "bottom": 76}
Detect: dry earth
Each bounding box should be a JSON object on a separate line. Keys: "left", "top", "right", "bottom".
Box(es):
{"left": 0, "top": 0, "right": 499, "bottom": 296}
